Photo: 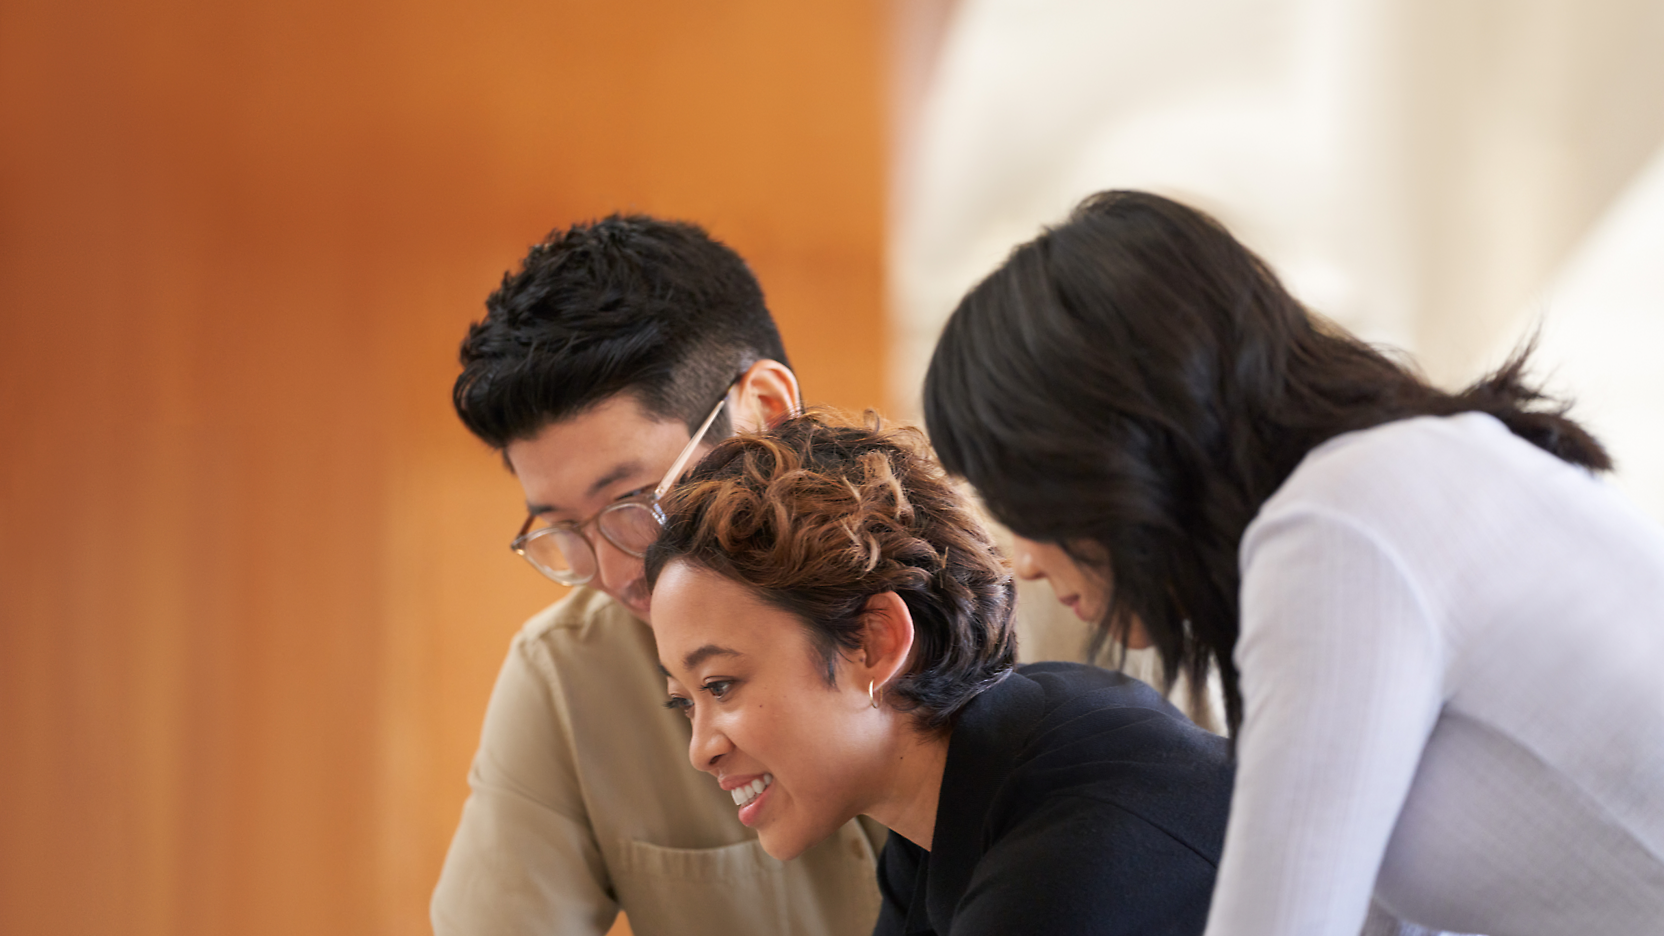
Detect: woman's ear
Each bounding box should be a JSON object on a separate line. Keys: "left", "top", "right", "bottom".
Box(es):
{"left": 857, "top": 591, "right": 916, "bottom": 692}
{"left": 730, "top": 359, "right": 801, "bottom": 432}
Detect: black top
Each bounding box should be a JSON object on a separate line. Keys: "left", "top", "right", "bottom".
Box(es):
{"left": 874, "top": 662, "right": 1234, "bottom": 936}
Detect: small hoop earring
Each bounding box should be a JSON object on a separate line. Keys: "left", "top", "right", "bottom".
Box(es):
{"left": 868, "top": 680, "right": 880, "bottom": 709}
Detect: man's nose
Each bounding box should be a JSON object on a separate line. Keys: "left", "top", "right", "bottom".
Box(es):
{"left": 593, "top": 535, "right": 645, "bottom": 593}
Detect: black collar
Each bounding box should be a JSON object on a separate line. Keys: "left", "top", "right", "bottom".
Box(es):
{"left": 908, "top": 671, "right": 1047, "bottom": 933}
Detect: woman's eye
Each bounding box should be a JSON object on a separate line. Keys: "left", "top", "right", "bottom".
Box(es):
{"left": 701, "top": 679, "right": 735, "bottom": 700}
{"left": 663, "top": 695, "right": 692, "bottom": 717}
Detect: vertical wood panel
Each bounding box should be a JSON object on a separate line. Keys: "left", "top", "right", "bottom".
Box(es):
{"left": 0, "top": 2, "right": 886, "bottom": 933}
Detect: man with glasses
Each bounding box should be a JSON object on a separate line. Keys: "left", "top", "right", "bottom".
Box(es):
{"left": 433, "top": 215, "right": 886, "bottom": 936}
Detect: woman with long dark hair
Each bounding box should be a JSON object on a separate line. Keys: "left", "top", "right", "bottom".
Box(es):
{"left": 924, "top": 190, "right": 1664, "bottom": 935}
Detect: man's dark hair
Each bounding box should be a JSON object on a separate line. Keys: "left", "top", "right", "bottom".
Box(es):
{"left": 454, "top": 214, "right": 791, "bottom": 448}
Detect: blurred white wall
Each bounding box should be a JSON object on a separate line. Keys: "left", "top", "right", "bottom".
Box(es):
{"left": 890, "top": 0, "right": 1664, "bottom": 523}
{"left": 1503, "top": 143, "right": 1664, "bottom": 522}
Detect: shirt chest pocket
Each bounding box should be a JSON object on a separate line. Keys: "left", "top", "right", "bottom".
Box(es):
{"left": 611, "top": 838, "right": 790, "bottom": 936}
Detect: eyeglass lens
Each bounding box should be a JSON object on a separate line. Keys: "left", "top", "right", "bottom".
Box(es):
{"left": 518, "top": 526, "right": 595, "bottom": 585}
{"left": 597, "top": 502, "right": 662, "bottom": 556}
{"left": 520, "top": 500, "right": 666, "bottom": 584}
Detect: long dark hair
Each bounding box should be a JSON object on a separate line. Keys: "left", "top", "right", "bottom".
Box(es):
{"left": 923, "top": 190, "right": 1608, "bottom": 734}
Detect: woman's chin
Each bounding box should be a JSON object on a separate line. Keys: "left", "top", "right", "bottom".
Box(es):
{"left": 756, "top": 830, "right": 809, "bottom": 862}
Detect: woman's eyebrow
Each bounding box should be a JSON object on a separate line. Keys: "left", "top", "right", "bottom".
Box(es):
{"left": 682, "top": 644, "right": 742, "bottom": 671}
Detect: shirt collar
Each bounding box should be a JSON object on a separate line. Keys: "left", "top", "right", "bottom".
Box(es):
{"left": 919, "top": 670, "right": 1045, "bottom": 932}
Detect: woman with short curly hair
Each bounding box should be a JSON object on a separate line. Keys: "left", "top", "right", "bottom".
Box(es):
{"left": 646, "top": 411, "right": 1233, "bottom": 936}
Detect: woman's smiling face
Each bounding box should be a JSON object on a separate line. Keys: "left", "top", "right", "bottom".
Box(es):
{"left": 653, "top": 560, "right": 895, "bottom": 861}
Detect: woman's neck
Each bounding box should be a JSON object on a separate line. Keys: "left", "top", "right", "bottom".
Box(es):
{"left": 864, "top": 727, "right": 951, "bottom": 851}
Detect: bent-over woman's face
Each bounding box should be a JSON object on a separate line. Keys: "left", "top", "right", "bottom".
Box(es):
{"left": 1010, "top": 534, "right": 1110, "bottom": 623}
{"left": 653, "top": 560, "right": 893, "bottom": 861}
{"left": 1010, "top": 534, "right": 1149, "bottom": 649}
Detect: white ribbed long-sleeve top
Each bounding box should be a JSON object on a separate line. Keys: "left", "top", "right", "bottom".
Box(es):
{"left": 1203, "top": 413, "right": 1664, "bottom": 936}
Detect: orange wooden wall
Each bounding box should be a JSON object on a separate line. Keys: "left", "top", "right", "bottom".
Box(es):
{"left": 0, "top": 2, "right": 886, "bottom": 933}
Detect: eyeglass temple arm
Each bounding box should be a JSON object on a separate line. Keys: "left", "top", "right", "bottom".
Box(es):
{"left": 654, "top": 397, "right": 728, "bottom": 500}
{"left": 780, "top": 369, "right": 803, "bottom": 422}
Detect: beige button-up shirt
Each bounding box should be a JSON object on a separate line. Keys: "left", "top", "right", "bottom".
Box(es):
{"left": 432, "top": 588, "right": 886, "bottom": 936}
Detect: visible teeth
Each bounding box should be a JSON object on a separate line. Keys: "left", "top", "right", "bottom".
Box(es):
{"left": 730, "top": 774, "right": 774, "bottom": 808}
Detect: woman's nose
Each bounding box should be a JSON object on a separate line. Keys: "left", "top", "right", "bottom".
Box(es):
{"left": 1010, "top": 541, "right": 1043, "bottom": 581}
{"left": 688, "top": 714, "right": 734, "bottom": 773}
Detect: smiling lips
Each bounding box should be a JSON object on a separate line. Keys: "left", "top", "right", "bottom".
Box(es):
{"left": 730, "top": 774, "right": 773, "bottom": 808}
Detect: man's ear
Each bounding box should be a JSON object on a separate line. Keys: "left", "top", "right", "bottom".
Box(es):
{"left": 730, "top": 359, "right": 801, "bottom": 433}
{"left": 856, "top": 591, "right": 916, "bottom": 693}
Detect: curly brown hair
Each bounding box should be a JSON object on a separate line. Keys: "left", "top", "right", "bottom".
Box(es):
{"left": 644, "top": 410, "right": 1017, "bottom": 731}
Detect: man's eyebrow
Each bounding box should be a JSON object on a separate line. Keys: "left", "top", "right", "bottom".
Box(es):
{"left": 682, "top": 644, "right": 743, "bottom": 671}
{"left": 587, "top": 461, "right": 646, "bottom": 500}
{"left": 524, "top": 460, "right": 649, "bottom": 517}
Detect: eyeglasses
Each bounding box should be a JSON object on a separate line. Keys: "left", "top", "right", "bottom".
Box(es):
{"left": 510, "top": 389, "right": 731, "bottom": 586}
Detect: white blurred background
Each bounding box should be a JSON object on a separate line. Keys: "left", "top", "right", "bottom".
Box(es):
{"left": 889, "top": 0, "right": 1664, "bottom": 522}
